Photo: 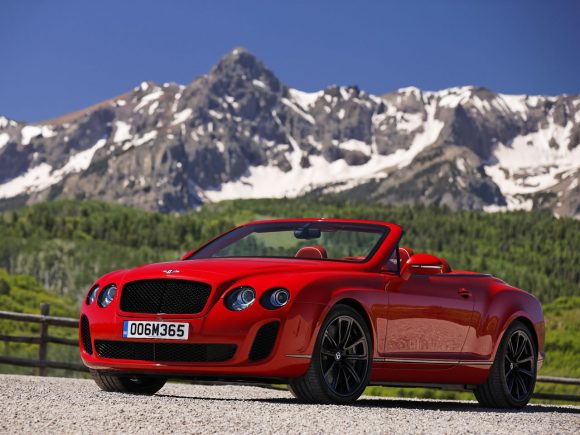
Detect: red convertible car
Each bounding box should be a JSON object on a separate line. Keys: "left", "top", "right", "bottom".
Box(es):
{"left": 80, "top": 218, "right": 544, "bottom": 408}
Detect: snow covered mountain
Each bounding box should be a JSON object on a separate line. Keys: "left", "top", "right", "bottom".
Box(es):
{"left": 0, "top": 48, "right": 578, "bottom": 217}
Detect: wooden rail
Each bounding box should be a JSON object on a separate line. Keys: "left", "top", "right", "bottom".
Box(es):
{"left": 0, "top": 305, "right": 579, "bottom": 401}
{"left": 0, "top": 303, "right": 88, "bottom": 375}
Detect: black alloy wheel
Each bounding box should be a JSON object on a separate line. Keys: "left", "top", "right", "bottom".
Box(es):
{"left": 320, "top": 315, "right": 370, "bottom": 396}
{"left": 289, "top": 304, "right": 372, "bottom": 404}
{"left": 504, "top": 330, "right": 535, "bottom": 401}
{"left": 474, "top": 321, "right": 537, "bottom": 408}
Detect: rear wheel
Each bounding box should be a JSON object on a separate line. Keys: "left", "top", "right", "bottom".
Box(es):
{"left": 289, "top": 304, "right": 372, "bottom": 404}
{"left": 90, "top": 369, "right": 167, "bottom": 395}
{"left": 474, "top": 321, "right": 537, "bottom": 408}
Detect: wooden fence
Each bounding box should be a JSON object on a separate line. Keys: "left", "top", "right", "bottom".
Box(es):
{"left": 0, "top": 303, "right": 88, "bottom": 374}
{"left": 0, "top": 304, "right": 579, "bottom": 402}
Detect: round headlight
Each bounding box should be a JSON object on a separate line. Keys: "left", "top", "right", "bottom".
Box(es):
{"left": 98, "top": 284, "right": 117, "bottom": 308}
{"left": 261, "top": 287, "right": 290, "bottom": 309}
{"left": 86, "top": 285, "right": 99, "bottom": 305}
{"left": 225, "top": 286, "right": 256, "bottom": 311}
{"left": 269, "top": 288, "right": 290, "bottom": 308}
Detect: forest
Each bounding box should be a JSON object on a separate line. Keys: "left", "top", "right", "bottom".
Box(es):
{"left": 0, "top": 198, "right": 577, "bottom": 304}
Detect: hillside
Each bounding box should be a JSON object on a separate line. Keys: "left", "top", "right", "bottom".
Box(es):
{"left": 1, "top": 49, "right": 578, "bottom": 217}
{"left": 0, "top": 199, "right": 578, "bottom": 304}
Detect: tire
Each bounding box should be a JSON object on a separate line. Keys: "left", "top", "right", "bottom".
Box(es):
{"left": 289, "top": 304, "right": 372, "bottom": 404}
{"left": 90, "top": 369, "right": 167, "bottom": 395}
{"left": 474, "top": 321, "right": 537, "bottom": 409}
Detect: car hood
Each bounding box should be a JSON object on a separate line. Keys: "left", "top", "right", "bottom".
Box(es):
{"left": 117, "top": 257, "right": 354, "bottom": 288}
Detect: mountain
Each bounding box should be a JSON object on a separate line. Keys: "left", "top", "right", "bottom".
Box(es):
{"left": 0, "top": 48, "right": 578, "bottom": 216}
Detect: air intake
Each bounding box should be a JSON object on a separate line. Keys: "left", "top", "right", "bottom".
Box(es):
{"left": 80, "top": 315, "right": 92, "bottom": 355}
{"left": 249, "top": 321, "right": 280, "bottom": 361}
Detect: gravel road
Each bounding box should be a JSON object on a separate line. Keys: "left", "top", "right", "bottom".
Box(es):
{"left": 1, "top": 374, "right": 578, "bottom": 434}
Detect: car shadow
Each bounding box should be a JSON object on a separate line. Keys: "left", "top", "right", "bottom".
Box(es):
{"left": 155, "top": 393, "right": 579, "bottom": 414}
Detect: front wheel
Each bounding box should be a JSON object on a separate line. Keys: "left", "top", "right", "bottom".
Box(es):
{"left": 90, "top": 369, "right": 167, "bottom": 395}
{"left": 289, "top": 304, "right": 372, "bottom": 404}
{"left": 474, "top": 321, "right": 537, "bottom": 408}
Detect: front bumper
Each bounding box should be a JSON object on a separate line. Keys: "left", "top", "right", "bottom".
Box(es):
{"left": 80, "top": 300, "right": 324, "bottom": 379}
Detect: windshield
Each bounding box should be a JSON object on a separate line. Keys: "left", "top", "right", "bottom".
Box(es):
{"left": 189, "top": 222, "right": 388, "bottom": 262}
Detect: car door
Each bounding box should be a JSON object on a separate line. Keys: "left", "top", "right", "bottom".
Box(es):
{"left": 384, "top": 273, "right": 475, "bottom": 361}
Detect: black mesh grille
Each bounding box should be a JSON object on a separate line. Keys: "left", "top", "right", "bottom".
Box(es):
{"left": 249, "top": 321, "right": 280, "bottom": 361}
{"left": 95, "top": 340, "right": 236, "bottom": 362}
{"left": 80, "top": 315, "right": 92, "bottom": 355}
{"left": 120, "top": 279, "right": 211, "bottom": 314}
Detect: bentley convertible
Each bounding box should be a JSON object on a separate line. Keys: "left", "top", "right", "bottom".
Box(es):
{"left": 79, "top": 218, "right": 544, "bottom": 408}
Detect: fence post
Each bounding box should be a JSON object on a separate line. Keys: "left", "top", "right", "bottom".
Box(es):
{"left": 37, "top": 303, "right": 50, "bottom": 376}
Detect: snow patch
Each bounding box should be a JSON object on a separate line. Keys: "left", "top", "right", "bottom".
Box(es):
{"left": 171, "top": 108, "right": 192, "bottom": 126}
{"left": 21, "top": 125, "right": 56, "bottom": 145}
{"left": 134, "top": 90, "right": 164, "bottom": 112}
{"left": 0, "top": 116, "right": 13, "bottom": 129}
{"left": 498, "top": 94, "right": 528, "bottom": 118}
{"left": 0, "top": 133, "right": 9, "bottom": 149}
{"left": 148, "top": 101, "right": 159, "bottom": 115}
{"left": 113, "top": 121, "right": 132, "bottom": 143}
{"left": 288, "top": 89, "right": 321, "bottom": 109}
{"left": 340, "top": 139, "right": 371, "bottom": 155}
{"left": 281, "top": 98, "right": 315, "bottom": 124}
{"left": 0, "top": 138, "right": 106, "bottom": 199}
{"left": 252, "top": 79, "right": 267, "bottom": 89}
{"left": 485, "top": 120, "right": 579, "bottom": 197}
{"left": 122, "top": 131, "right": 157, "bottom": 151}
{"left": 397, "top": 112, "right": 423, "bottom": 132}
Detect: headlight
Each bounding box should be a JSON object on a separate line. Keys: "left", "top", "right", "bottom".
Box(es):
{"left": 225, "top": 286, "right": 256, "bottom": 311}
{"left": 86, "top": 285, "right": 99, "bottom": 305}
{"left": 98, "top": 284, "right": 117, "bottom": 308}
{"left": 261, "top": 288, "right": 290, "bottom": 309}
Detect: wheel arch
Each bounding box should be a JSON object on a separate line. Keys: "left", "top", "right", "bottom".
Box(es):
{"left": 492, "top": 313, "right": 539, "bottom": 362}
{"left": 512, "top": 316, "right": 538, "bottom": 352}
{"left": 333, "top": 298, "right": 375, "bottom": 348}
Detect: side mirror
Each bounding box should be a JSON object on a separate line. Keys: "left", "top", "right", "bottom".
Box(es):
{"left": 400, "top": 253, "right": 446, "bottom": 280}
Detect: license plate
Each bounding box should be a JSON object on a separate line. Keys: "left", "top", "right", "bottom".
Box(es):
{"left": 122, "top": 321, "right": 189, "bottom": 340}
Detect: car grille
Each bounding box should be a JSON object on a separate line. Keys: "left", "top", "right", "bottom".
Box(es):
{"left": 120, "top": 279, "right": 211, "bottom": 314}
{"left": 95, "top": 340, "right": 237, "bottom": 362}
{"left": 80, "top": 315, "right": 93, "bottom": 355}
{"left": 249, "top": 321, "right": 280, "bottom": 361}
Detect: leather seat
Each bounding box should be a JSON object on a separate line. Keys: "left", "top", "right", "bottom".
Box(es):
{"left": 295, "top": 245, "right": 328, "bottom": 259}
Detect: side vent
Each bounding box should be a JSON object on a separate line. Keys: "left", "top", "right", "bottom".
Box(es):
{"left": 81, "top": 315, "right": 93, "bottom": 355}
{"left": 249, "top": 321, "right": 280, "bottom": 361}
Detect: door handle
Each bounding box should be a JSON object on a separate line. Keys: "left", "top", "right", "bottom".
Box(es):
{"left": 458, "top": 288, "right": 471, "bottom": 298}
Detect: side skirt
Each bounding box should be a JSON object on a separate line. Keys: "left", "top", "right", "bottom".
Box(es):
{"left": 368, "top": 381, "right": 477, "bottom": 391}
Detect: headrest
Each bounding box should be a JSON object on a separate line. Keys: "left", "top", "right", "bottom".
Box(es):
{"left": 399, "top": 246, "right": 415, "bottom": 265}
{"left": 295, "top": 245, "right": 328, "bottom": 259}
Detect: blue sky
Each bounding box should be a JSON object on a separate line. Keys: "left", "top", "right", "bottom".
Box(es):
{"left": 1, "top": 0, "right": 579, "bottom": 122}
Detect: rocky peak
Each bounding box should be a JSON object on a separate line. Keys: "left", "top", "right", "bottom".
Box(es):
{"left": 0, "top": 49, "right": 578, "bottom": 217}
